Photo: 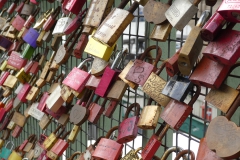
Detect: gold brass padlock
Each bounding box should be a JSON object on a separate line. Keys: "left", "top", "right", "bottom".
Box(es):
{"left": 17, "top": 27, "right": 28, "bottom": 41}
{"left": 7, "top": 121, "right": 16, "bottom": 130}
{"left": 26, "top": 86, "right": 40, "bottom": 101}
{"left": 0, "top": 139, "right": 4, "bottom": 149}
{"left": 121, "top": 147, "right": 142, "bottom": 160}
{"left": 39, "top": 114, "right": 52, "bottom": 130}
{"left": 15, "top": 68, "right": 31, "bottom": 84}
{"left": 150, "top": 21, "right": 173, "bottom": 42}
{"left": 3, "top": 87, "right": 12, "bottom": 97}
{"left": 68, "top": 125, "right": 80, "bottom": 143}
{"left": 0, "top": 60, "right": 7, "bottom": 71}
{"left": 46, "top": 71, "right": 56, "bottom": 83}
{"left": 36, "top": 78, "right": 46, "bottom": 88}
{"left": 3, "top": 74, "right": 18, "bottom": 89}
{"left": 36, "top": 30, "right": 46, "bottom": 47}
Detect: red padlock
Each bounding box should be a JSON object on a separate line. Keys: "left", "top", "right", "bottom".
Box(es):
{"left": 63, "top": 0, "right": 87, "bottom": 15}
{"left": 88, "top": 96, "right": 106, "bottom": 124}
{"left": 17, "top": 77, "right": 37, "bottom": 103}
{"left": 0, "top": 0, "right": 7, "bottom": 10}
{"left": 37, "top": 92, "right": 49, "bottom": 112}
{"left": 19, "top": 134, "right": 36, "bottom": 151}
{"left": 203, "top": 29, "right": 240, "bottom": 66}
{"left": 11, "top": 125, "right": 23, "bottom": 138}
{"left": 95, "top": 49, "right": 126, "bottom": 97}
{"left": 125, "top": 45, "right": 162, "bottom": 86}
{"left": 92, "top": 126, "right": 123, "bottom": 160}
{"left": 0, "top": 71, "right": 10, "bottom": 86}
{"left": 141, "top": 122, "right": 169, "bottom": 160}
{"left": 74, "top": 32, "right": 89, "bottom": 59}
{"left": 218, "top": 0, "right": 240, "bottom": 23}
{"left": 23, "top": 7, "right": 40, "bottom": 29}
{"left": 104, "top": 100, "right": 119, "bottom": 118}
{"left": 0, "top": 111, "right": 14, "bottom": 131}
{"left": 7, "top": 0, "right": 18, "bottom": 15}
{"left": 0, "top": 98, "right": 13, "bottom": 122}
{"left": 165, "top": 48, "right": 180, "bottom": 77}
{"left": 7, "top": 41, "right": 23, "bottom": 56}
{"left": 160, "top": 85, "right": 201, "bottom": 130}
{"left": 48, "top": 131, "right": 71, "bottom": 159}
{"left": 15, "top": 0, "right": 25, "bottom": 13}
{"left": 62, "top": 58, "right": 93, "bottom": 93}
{"left": 117, "top": 103, "right": 140, "bottom": 144}
{"left": 201, "top": 12, "right": 227, "bottom": 42}
{"left": 42, "top": 6, "right": 61, "bottom": 32}
{"left": 189, "top": 56, "right": 236, "bottom": 89}
{"left": 7, "top": 51, "right": 28, "bottom": 70}
{"left": 85, "top": 75, "right": 101, "bottom": 91}
{"left": 11, "top": 15, "right": 25, "bottom": 31}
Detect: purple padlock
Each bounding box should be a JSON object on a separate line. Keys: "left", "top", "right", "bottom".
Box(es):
{"left": 23, "top": 28, "right": 39, "bottom": 48}
{"left": 0, "top": 36, "right": 13, "bottom": 51}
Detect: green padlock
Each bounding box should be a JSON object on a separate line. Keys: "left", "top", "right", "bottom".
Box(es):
{"left": 21, "top": 44, "right": 35, "bottom": 60}
{"left": 0, "top": 141, "right": 14, "bottom": 159}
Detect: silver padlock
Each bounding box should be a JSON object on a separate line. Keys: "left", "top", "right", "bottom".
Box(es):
{"left": 52, "top": 13, "right": 73, "bottom": 37}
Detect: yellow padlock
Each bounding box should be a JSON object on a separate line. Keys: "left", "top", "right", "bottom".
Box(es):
{"left": 15, "top": 68, "right": 31, "bottom": 84}
{"left": 68, "top": 125, "right": 81, "bottom": 143}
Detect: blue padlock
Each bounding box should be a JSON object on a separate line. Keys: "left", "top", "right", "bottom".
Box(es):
{"left": 0, "top": 141, "right": 14, "bottom": 159}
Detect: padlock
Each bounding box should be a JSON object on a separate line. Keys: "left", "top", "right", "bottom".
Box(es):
{"left": 33, "top": 142, "right": 44, "bottom": 159}
{"left": 0, "top": 141, "right": 14, "bottom": 159}
{"left": 53, "top": 29, "right": 81, "bottom": 65}
{"left": 7, "top": 40, "right": 23, "bottom": 56}
{"left": 11, "top": 125, "right": 23, "bottom": 138}
{"left": 143, "top": 0, "right": 172, "bottom": 24}
{"left": 23, "top": 28, "right": 39, "bottom": 48}
{"left": 125, "top": 45, "right": 162, "bottom": 86}
{"left": 15, "top": 68, "right": 31, "bottom": 84}
{"left": 91, "top": 56, "right": 109, "bottom": 76}
{"left": 141, "top": 122, "right": 169, "bottom": 159}
{"left": 165, "top": 0, "right": 202, "bottom": 30}
{"left": 36, "top": 30, "right": 46, "bottom": 47}
{"left": 205, "top": 84, "right": 239, "bottom": 114}
{"left": 67, "top": 152, "right": 82, "bottom": 160}
{"left": 0, "top": 98, "right": 13, "bottom": 122}
{"left": 162, "top": 74, "right": 193, "bottom": 102}
{"left": 4, "top": 25, "right": 17, "bottom": 40}
{"left": 178, "top": 11, "right": 210, "bottom": 76}
{"left": 104, "top": 100, "right": 119, "bottom": 118}
{"left": 0, "top": 34, "right": 13, "bottom": 51}
{"left": 203, "top": 29, "right": 240, "bottom": 66}
{"left": 23, "top": 7, "right": 40, "bottom": 29}
{"left": 8, "top": 146, "right": 25, "bottom": 160}
{"left": 68, "top": 125, "right": 80, "bottom": 143}
{"left": 33, "top": 8, "right": 54, "bottom": 30}
{"left": 218, "top": 0, "right": 240, "bottom": 23}
{"left": 21, "top": 2, "right": 34, "bottom": 16}
{"left": 11, "top": 110, "right": 27, "bottom": 127}
{"left": 39, "top": 114, "right": 52, "bottom": 130}
{"left": 6, "top": 0, "right": 18, "bottom": 15}
{"left": 196, "top": 137, "right": 222, "bottom": 160}
{"left": 46, "top": 85, "right": 65, "bottom": 112}
{"left": 25, "top": 85, "right": 40, "bottom": 102}
{"left": 120, "top": 147, "right": 142, "bottom": 160}
{"left": 137, "top": 98, "right": 162, "bottom": 130}
{"left": 0, "top": 0, "right": 7, "bottom": 10}
{"left": 92, "top": 0, "right": 139, "bottom": 47}
{"left": 28, "top": 101, "right": 45, "bottom": 121}
{"left": 19, "top": 134, "right": 36, "bottom": 151}
{"left": 78, "top": 136, "right": 103, "bottom": 160}
{"left": 150, "top": 21, "right": 173, "bottom": 42}
{"left": 57, "top": 113, "right": 70, "bottom": 126}
{"left": 189, "top": 56, "right": 232, "bottom": 89}
{"left": 201, "top": 12, "right": 227, "bottom": 42}
{"left": 48, "top": 131, "right": 71, "bottom": 159}
{"left": 142, "top": 61, "right": 171, "bottom": 107}
{"left": 15, "top": 0, "right": 25, "bottom": 14}
{"left": 85, "top": 75, "right": 101, "bottom": 91}
{"left": 165, "top": 48, "right": 180, "bottom": 77}
{"left": 0, "top": 111, "right": 14, "bottom": 131}
{"left": 2, "top": 87, "right": 12, "bottom": 97}
{"left": 95, "top": 49, "right": 126, "bottom": 97}
{"left": 92, "top": 126, "right": 124, "bottom": 160}
{"left": 73, "top": 31, "right": 88, "bottom": 59}
{"left": 51, "top": 36, "right": 61, "bottom": 51}
{"left": 7, "top": 51, "right": 28, "bottom": 70}
{"left": 11, "top": 15, "right": 25, "bottom": 31}
{"left": 69, "top": 91, "right": 94, "bottom": 125}
{"left": 117, "top": 103, "right": 140, "bottom": 143}
{"left": 107, "top": 80, "right": 128, "bottom": 101}
{"left": 88, "top": 96, "right": 106, "bottom": 124}
{"left": 43, "top": 7, "right": 61, "bottom": 32}
{"left": 0, "top": 71, "right": 10, "bottom": 85}
{"left": 63, "top": 0, "right": 86, "bottom": 15}
{"left": 37, "top": 92, "right": 49, "bottom": 112}
{"left": 43, "top": 125, "right": 65, "bottom": 151}
{"left": 160, "top": 85, "right": 201, "bottom": 130}
{"left": 0, "top": 9, "right": 7, "bottom": 30}
{"left": 52, "top": 13, "right": 73, "bottom": 37}
{"left": 3, "top": 74, "right": 18, "bottom": 89}
{"left": 62, "top": 58, "right": 92, "bottom": 93}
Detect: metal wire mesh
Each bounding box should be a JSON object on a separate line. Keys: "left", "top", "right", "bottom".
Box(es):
{"left": 2, "top": 0, "right": 239, "bottom": 160}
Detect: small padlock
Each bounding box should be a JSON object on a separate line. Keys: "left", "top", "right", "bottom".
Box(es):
{"left": 11, "top": 110, "right": 27, "bottom": 127}
{"left": 150, "top": 21, "right": 173, "bottom": 42}
{"left": 11, "top": 15, "right": 25, "bottom": 31}
{"left": 121, "top": 147, "right": 142, "bottom": 160}
{"left": 11, "top": 125, "right": 23, "bottom": 138}
{"left": 39, "top": 114, "right": 52, "bottom": 130}
{"left": 68, "top": 125, "right": 80, "bottom": 143}
{"left": 104, "top": 100, "right": 119, "bottom": 118}
{"left": 52, "top": 13, "right": 73, "bottom": 37}
{"left": 63, "top": 0, "right": 86, "bottom": 15}
{"left": 28, "top": 101, "right": 45, "bottom": 121}
{"left": 0, "top": 141, "right": 14, "bottom": 159}
{"left": 42, "top": 6, "right": 61, "bottom": 32}
{"left": 218, "top": 0, "right": 240, "bottom": 23}
{"left": 7, "top": 51, "right": 28, "bottom": 70}
{"left": 88, "top": 96, "right": 106, "bottom": 124}
{"left": 21, "top": 2, "right": 34, "bottom": 16}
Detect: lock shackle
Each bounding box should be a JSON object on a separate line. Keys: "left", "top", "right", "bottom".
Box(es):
{"left": 193, "top": 0, "right": 202, "bottom": 6}
{"left": 155, "top": 122, "right": 169, "bottom": 141}
{"left": 5, "top": 141, "right": 14, "bottom": 150}
{"left": 111, "top": 49, "right": 127, "bottom": 70}
{"left": 106, "top": 126, "right": 119, "bottom": 139}
{"left": 118, "top": 0, "right": 131, "bottom": 9}
{"left": 161, "top": 146, "right": 185, "bottom": 160}
{"left": 0, "top": 8, "right": 7, "bottom": 16}
{"left": 68, "top": 152, "right": 83, "bottom": 160}
{"left": 53, "top": 125, "right": 65, "bottom": 134}
{"left": 196, "top": 10, "right": 211, "bottom": 28}
{"left": 27, "top": 134, "right": 36, "bottom": 142}
{"left": 85, "top": 91, "right": 95, "bottom": 109}
{"left": 152, "top": 155, "right": 161, "bottom": 160}
{"left": 77, "top": 57, "right": 93, "bottom": 69}
{"left": 124, "top": 103, "right": 140, "bottom": 119}
{"left": 32, "top": 7, "right": 40, "bottom": 18}
{"left": 101, "top": 98, "right": 108, "bottom": 107}
{"left": 93, "top": 95, "right": 100, "bottom": 104}
{"left": 61, "top": 131, "right": 71, "bottom": 140}
{"left": 51, "top": 6, "right": 61, "bottom": 19}
{"left": 167, "top": 0, "right": 173, "bottom": 5}
{"left": 155, "top": 60, "right": 168, "bottom": 75}
{"left": 67, "top": 28, "right": 83, "bottom": 52}
{"left": 174, "top": 149, "right": 195, "bottom": 160}
{"left": 139, "top": 45, "right": 163, "bottom": 67}
{"left": 188, "top": 85, "right": 201, "bottom": 106}
{"left": 225, "top": 93, "right": 240, "bottom": 120}
{"left": 93, "top": 136, "right": 105, "bottom": 147}
{"left": 134, "top": 147, "right": 142, "bottom": 154}
{"left": 128, "top": 2, "right": 139, "bottom": 14}
{"left": 147, "top": 97, "right": 154, "bottom": 105}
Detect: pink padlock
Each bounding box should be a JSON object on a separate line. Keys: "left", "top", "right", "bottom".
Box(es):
{"left": 63, "top": 0, "right": 86, "bottom": 15}
{"left": 7, "top": 51, "right": 28, "bottom": 70}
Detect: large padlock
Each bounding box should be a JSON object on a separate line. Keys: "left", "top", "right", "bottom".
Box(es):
{"left": 160, "top": 85, "right": 201, "bottom": 130}
{"left": 53, "top": 29, "right": 81, "bottom": 65}
{"left": 178, "top": 11, "right": 210, "bottom": 76}
{"left": 137, "top": 98, "right": 162, "bottom": 130}
{"left": 141, "top": 123, "right": 169, "bottom": 159}
{"left": 143, "top": 0, "right": 172, "bottom": 24}
{"left": 43, "top": 7, "right": 61, "bottom": 32}
{"left": 95, "top": 49, "right": 127, "bottom": 97}
{"left": 0, "top": 141, "right": 14, "bottom": 159}
{"left": 15, "top": 68, "right": 31, "bottom": 84}
{"left": 203, "top": 29, "right": 240, "bottom": 66}
{"left": 43, "top": 125, "right": 65, "bottom": 151}
{"left": 63, "top": 0, "right": 86, "bottom": 15}
{"left": 205, "top": 84, "right": 239, "bottom": 114}
{"left": 92, "top": 0, "right": 139, "bottom": 47}
{"left": 52, "top": 13, "right": 73, "bottom": 37}
{"left": 162, "top": 74, "right": 193, "bottom": 102}
{"left": 92, "top": 126, "right": 123, "bottom": 160}
{"left": 201, "top": 12, "right": 227, "bottom": 42}
{"left": 205, "top": 92, "right": 240, "bottom": 159}
{"left": 125, "top": 45, "right": 162, "bottom": 86}
{"left": 218, "top": 0, "right": 240, "bottom": 23}
{"left": 142, "top": 61, "right": 171, "bottom": 107}
{"left": 165, "top": 0, "right": 202, "bottom": 30}
{"left": 117, "top": 103, "right": 140, "bottom": 143}
{"left": 189, "top": 56, "right": 234, "bottom": 89}
{"left": 88, "top": 96, "right": 106, "bottom": 124}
